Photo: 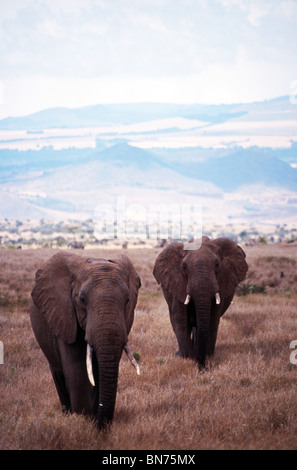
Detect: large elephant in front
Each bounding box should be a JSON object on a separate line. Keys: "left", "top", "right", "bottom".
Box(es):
{"left": 29, "top": 252, "right": 141, "bottom": 430}
{"left": 153, "top": 237, "right": 248, "bottom": 369}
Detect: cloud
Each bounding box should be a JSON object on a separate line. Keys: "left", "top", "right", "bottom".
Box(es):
{"left": 246, "top": 3, "right": 272, "bottom": 26}
{"left": 274, "top": 0, "right": 297, "bottom": 20}
{"left": 0, "top": 57, "right": 290, "bottom": 120}
{"left": 37, "top": 19, "right": 64, "bottom": 38}
{"left": 0, "top": 0, "right": 296, "bottom": 117}
{"left": 217, "top": 0, "right": 274, "bottom": 26}
{"left": 0, "top": 0, "right": 294, "bottom": 76}
{"left": 81, "top": 21, "right": 108, "bottom": 36}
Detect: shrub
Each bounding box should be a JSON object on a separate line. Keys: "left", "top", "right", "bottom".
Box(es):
{"left": 236, "top": 282, "right": 266, "bottom": 296}
{"left": 0, "top": 293, "right": 10, "bottom": 307}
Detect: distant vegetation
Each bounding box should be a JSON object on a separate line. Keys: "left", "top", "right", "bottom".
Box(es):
{"left": 238, "top": 253, "right": 297, "bottom": 296}
{"left": 0, "top": 219, "right": 296, "bottom": 250}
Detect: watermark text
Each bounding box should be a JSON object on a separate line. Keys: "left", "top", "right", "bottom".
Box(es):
{"left": 0, "top": 341, "right": 3, "bottom": 364}
{"left": 289, "top": 340, "right": 297, "bottom": 365}
{"left": 94, "top": 197, "right": 202, "bottom": 249}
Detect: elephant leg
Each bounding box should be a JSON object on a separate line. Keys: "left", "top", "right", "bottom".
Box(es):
{"left": 66, "top": 372, "right": 95, "bottom": 417}
{"left": 58, "top": 339, "right": 96, "bottom": 417}
{"left": 50, "top": 366, "right": 71, "bottom": 412}
{"left": 170, "top": 299, "right": 194, "bottom": 359}
{"left": 30, "top": 302, "right": 72, "bottom": 411}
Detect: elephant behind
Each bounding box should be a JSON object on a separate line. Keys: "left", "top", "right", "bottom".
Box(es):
{"left": 153, "top": 236, "right": 248, "bottom": 369}
{"left": 29, "top": 252, "right": 141, "bottom": 430}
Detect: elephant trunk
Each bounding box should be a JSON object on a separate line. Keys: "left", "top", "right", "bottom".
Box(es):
{"left": 97, "top": 355, "right": 121, "bottom": 429}
{"left": 188, "top": 268, "right": 219, "bottom": 369}
{"left": 87, "top": 310, "right": 127, "bottom": 430}
{"left": 95, "top": 339, "right": 123, "bottom": 430}
{"left": 193, "top": 296, "right": 212, "bottom": 369}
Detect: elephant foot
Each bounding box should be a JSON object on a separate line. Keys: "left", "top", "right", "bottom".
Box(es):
{"left": 61, "top": 404, "right": 71, "bottom": 414}
{"left": 97, "top": 405, "right": 114, "bottom": 432}
{"left": 174, "top": 350, "right": 195, "bottom": 359}
{"left": 198, "top": 362, "right": 210, "bottom": 373}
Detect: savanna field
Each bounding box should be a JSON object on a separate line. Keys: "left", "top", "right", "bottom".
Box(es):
{"left": 0, "top": 244, "right": 297, "bottom": 450}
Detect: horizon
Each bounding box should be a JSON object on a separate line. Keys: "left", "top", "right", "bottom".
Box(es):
{"left": 0, "top": 93, "right": 291, "bottom": 121}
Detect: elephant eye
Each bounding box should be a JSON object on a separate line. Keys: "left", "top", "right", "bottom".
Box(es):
{"left": 79, "top": 294, "right": 87, "bottom": 306}
{"left": 215, "top": 260, "right": 220, "bottom": 269}
{"left": 181, "top": 262, "right": 188, "bottom": 273}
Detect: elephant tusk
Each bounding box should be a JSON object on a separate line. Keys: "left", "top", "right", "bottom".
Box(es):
{"left": 124, "top": 344, "right": 140, "bottom": 375}
{"left": 184, "top": 294, "right": 191, "bottom": 305}
{"left": 215, "top": 292, "right": 221, "bottom": 305}
{"left": 86, "top": 343, "right": 95, "bottom": 387}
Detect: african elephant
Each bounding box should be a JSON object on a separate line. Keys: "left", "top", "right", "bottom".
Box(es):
{"left": 29, "top": 252, "right": 141, "bottom": 430}
{"left": 68, "top": 241, "right": 84, "bottom": 249}
{"left": 153, "top": 237, "right": 248, "bottom": 369}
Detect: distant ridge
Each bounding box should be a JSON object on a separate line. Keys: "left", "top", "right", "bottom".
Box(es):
{"left": 95, "top": 142, "right": 169, "bottom": 171}
{"left": 1, "top": 96, "right": 291, "bottom": 130}
{"left": 0, "top": 102, "right": 245, "bottom": 130}
{"left": 168, "top": 148, "right": 297, "bottom": 192}
{"left": 0, "top": 95, "right": 291, "bottom": 131}
{"left": 0, "top": 96, "right": 296, "bottom": 222}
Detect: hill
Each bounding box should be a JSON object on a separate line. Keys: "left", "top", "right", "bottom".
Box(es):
{"left": 95, "top": 142, "right": 168, "bottom": 171}
{"left": 166, "top": 148, "right": 297, "bottom": 192}
{"left": 0, "top": 102, "right": 245, "bottom": 130}
{"left": 0, "top": 96, "right": 296, "bottom": 223}
{"left": 0, "top": 142, "right": 296, "bottom": 223}
{"left": 0, "top": 96, "right": 294, "bottom": 131}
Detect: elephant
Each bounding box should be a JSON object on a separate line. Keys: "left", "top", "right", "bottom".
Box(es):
{"left": 153, "top": 236, "right": 248, "bottom": 369}
{"left": 29, "top": 251, "right": 141, "bottom": 430}
{"left": 68, "top": 241, "right": 84, "bottom": 249}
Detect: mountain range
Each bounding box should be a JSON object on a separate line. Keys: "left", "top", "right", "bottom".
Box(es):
{"left": 0, "top": 97, "right": 297, "bottom": 225}
{"left": 166, "top": 148, "right": 297, "bottom": 192}
{"left": 0, "top": 102, "right": 245, "bottom": 130}
{"left": 0, "top": 95, "right": 293, "bottom": 131}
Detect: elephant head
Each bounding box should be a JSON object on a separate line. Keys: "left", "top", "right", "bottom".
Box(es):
{"left": 153, "top": 237, "right": 248, "bottom": 369}
{"left": 30, "top": 252, "right": 141, "bottom": 429}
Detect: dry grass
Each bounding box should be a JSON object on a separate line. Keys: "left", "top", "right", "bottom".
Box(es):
{"left": 1, "top": 244, "right": 297, "bottom": 450}
{"left": 242, "top": 244, "right": 297, "bottom": 295}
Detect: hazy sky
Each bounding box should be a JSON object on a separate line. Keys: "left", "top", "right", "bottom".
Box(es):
{"left": 0, "top": 0, "right": 296, "bottom": 118}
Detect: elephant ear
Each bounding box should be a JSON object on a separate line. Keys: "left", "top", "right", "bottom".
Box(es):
{"left": 153, "top": 242, "right": 186, "bottom": 304}
{"left": 212, "top": 238, "right": 248, "bottom": 302}
{"left": 31, "top": 252, "right": 81, "bottom": 343}
{"left": 117, "top": 254, "right": 141, "bottom": 334}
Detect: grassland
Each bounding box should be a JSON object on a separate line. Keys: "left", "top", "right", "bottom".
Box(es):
{"left": 0, "top": 244, "right": 297, "bottom": 450}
